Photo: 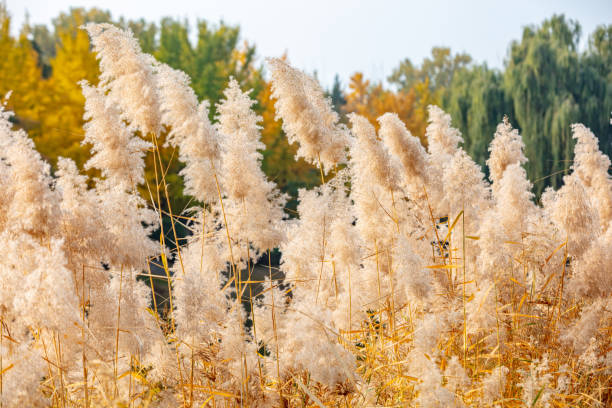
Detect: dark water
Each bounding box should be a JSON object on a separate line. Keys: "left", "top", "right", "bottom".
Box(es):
{"left": 145, "top": 258, "right": 287, "bottom": 320}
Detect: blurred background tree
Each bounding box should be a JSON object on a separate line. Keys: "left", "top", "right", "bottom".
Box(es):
{"left": 443, "top": 65, "right": 511, "bottom": 169}
{"left": 1, "top": 7, "right": 319, "bottom": 213}
{"left": 344, "top": 71, "right": 437, "bottom": 144}
{"left": 389, "top": 46, "right": 472, "bottom": 93}
{"left": 504, "top": 15, "right": 612, "bottom": 194}
{"left": 0, "top": 5, "right": 42, "bottom": 132}
{"left": 382, "top": 16, "right": 611, "bottom": 196}
{"left": 1, "top": 5, "right": 610, "bottom": 213}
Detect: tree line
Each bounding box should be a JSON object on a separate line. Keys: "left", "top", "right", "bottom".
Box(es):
{"left": 1, "top": 6, "right": 610, "bottom": 207}
{"left": 339, "top": 16, "right": 611, "bottom": 195}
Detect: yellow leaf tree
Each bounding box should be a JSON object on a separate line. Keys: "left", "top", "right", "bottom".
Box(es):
{"left": 0, "top": 6, "right": 43, "bottom": 132}
{"left": 344, "top": 72, "right": 438, "bottom": 144}
{"left": 36, "top": 28, "right": 100, "bottom": 167}
{"left": 257, "top": 80, "right": 320, "bottom": 202}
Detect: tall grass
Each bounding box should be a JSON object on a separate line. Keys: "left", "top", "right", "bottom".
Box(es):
{"left": 0, "top": 23, "right": 610, "bottom": 407}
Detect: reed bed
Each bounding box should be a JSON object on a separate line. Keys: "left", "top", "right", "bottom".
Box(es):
{"left": 0, "top": 23, "right": 610, "bottom": 407}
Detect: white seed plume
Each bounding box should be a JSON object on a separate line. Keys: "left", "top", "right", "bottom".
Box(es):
{"left": 477, "top": 161, "right": 536, "bottom": 284}
{"left": 156, "top": 62, "right": 220, "bottom": 203}
{"left": 216, "top": 78, "right": 286, "bottom": 254}
{"left": 81, "top": 80, "right": 158, "bottom": 268}
{"left": 173, "top": 240, "right": 229, "bottom": 343}
{"left": 0, "top": 343, "right": 46, "bottom": 407}
{"left": 81, "top": 81, "right": 152, "bottom": 191}
{"left": 426, "top": 105, "right": 463, "bottom": 161}
{"left": 349, "top": 114, "right": 399, "bottom": 192}
{"left": 267, "top": 57, "right": 348, "bottom": 172}
{"left": 262, "top": 296, "right": 357, "bottom": 387}
{"left": 425, "top": 105, "right": 463, "bottom": 214}
{"left": 571, "top": 123, "right": 612, "bottom": 232}
{"left": 87, "top": 268, "right": 163, "bottom": 360}
{"left": 547, "top": 175, "right": 599, "bottom": 259}
{"left": 479, "top": 366, "right": 509, "bottom": 405}
{"left": 0, "top": 103, "right": 60, "bottom": 238}
{"left": 487, "top": 116, "right": 527, "bottom": 186}
{"left": 55, "top": 157, "right": 114, "bottom": 267}
{"left": 442, "top": 149, "right": 492, "bottom": 266}
{"left": 561, "top": 298, "right": 611, "bottom": 354}
{"left": 377, "top": 112, "right": 428, "bottom": 190}
{"left": 443, "top": 150, "right": 491, "bottom": 224}
{"left": 495, "top": 163, "right": 536, "bottom": 233}
{"left": 83, "top": 23, "right": 161, "bottom": 135}
{"left": 518, "top": 357, "right": 553, "bottom": 408}
{"left": 281, "top": 173, "right": 362, "bottom": 315}
{"left": 97, "top": 184, "right": 159, "bottom": 269}
{"left": 566, "top": 226, "right": 612, "bottom": 299}
{"left": 348, "top": 114, "right": 400, "bottom": 249}
{"left": 14, "top": 238, "right": 80, "bottom": 331}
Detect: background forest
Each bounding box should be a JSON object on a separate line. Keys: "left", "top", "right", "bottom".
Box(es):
{"left": 1, "top": 5, "right": 611, "bottom": 212}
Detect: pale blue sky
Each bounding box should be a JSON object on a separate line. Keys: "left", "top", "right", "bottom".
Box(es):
{"left": 7, "top": 0, "right": 612, "bottom": 88}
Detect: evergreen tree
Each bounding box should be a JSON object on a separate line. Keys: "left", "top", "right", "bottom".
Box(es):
{"left": 330, "top": 73, "right": 346, "bottom": 115}
{"left": 443, "top": 65, "right": 511, "bottom": 168}
{"left": 389, "top": 46, "right": 472, "bottom": 92}
{"left": 504, "top": 15, "right": 580, "bottom": 193}
{"left": 155, "top": 17, "right": 193, "bottom": 73}
{"left": 504, "top": 15, "right": 611, "bottom": 194}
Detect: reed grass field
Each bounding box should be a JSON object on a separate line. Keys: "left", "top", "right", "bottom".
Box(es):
{"left": 0, "top": 23, "right": 610, "bottom": 407}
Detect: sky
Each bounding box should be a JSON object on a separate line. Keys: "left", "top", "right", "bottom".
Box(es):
{"left": 6, "top": 0, "right": 612, "bottom": 88}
